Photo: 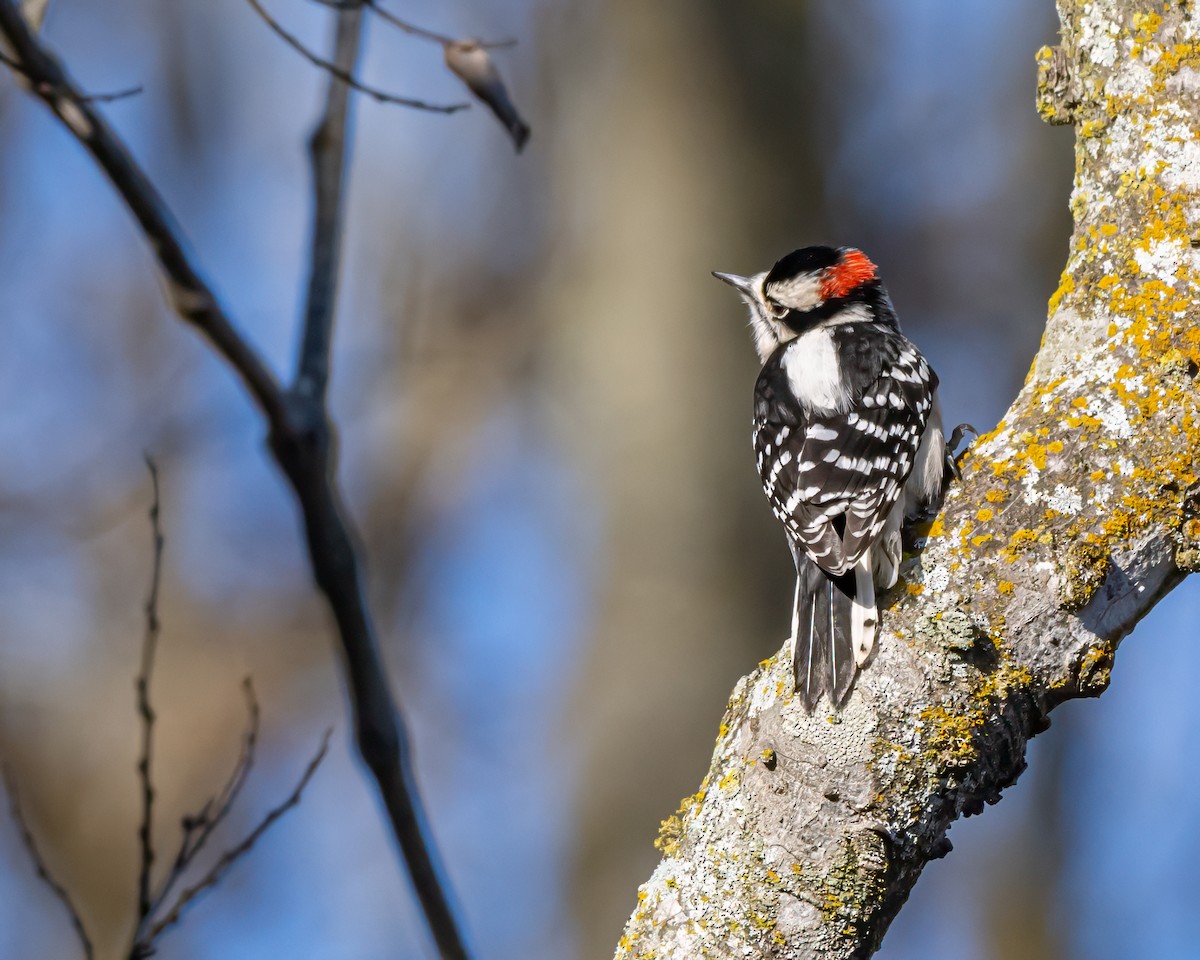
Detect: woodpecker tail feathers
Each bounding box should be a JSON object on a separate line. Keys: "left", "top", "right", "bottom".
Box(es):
{"left": 852, "top": 557, "right": 877, "bottom": 668}
{"left": 790, "top": 549, "right": 877, "bottom": 712}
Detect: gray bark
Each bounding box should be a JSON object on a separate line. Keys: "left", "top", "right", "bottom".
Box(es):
{"left": 614, "top": 2, "right": 1200, "bottom": 956}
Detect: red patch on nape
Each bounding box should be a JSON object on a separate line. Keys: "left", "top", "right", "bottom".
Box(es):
{"left": 818, "top": 249, "right": 877, "bottom": 301}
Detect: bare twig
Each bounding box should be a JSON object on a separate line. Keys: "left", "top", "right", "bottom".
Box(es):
{"left": 283, "top": 9, "right": 473, "bottom": 957}
{"left": 199, "top": 679, "right": 261, "bottom": 851}
{"left": 144, "top": 730, "right": 332, "bottom": 943}
{"left": 0, "top": 46, "right": 142, "bottom": 101}
{"left": 3, "top": 766, "right": 94, "bottom": 960}
{"left": 143, "top": 679, "right": 261, "bottom": 930}
{"left": 303, "top": 0, "right": 528, "bottom": 152}
{"left": 133, "top": 456, "right": 164, "bottom": 929}
{"left": 362, "top": 1, "right": 453, "bottom": 45}
{"left": 367, "top": 1, "right": 515, "bottom": 49}
{"left": 307, "top": 0, "right": 517, "bottom": 48}
{"left": 0, "top": 3, "right": 473, "bottom": 956}
{"left": 244, "top": 0, "right": 468, "bottom": 113}
{"left": 76, "top": 84, "right": 143, "bottom": 104}
{"left": 295, "top": 6, "right": 362, "bottom": 403}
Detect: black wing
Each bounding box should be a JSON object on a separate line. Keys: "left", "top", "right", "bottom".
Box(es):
{"left": 754, "top": 340, "right": 935, "bottom": 575}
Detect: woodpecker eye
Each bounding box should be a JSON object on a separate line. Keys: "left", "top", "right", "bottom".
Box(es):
{"left": 765, "top": 297, "right": 789, "bottom": 319}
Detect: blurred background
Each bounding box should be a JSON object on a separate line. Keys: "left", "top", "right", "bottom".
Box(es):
{"left": 1, "top": 1, "right": 1198, "bottom": 958}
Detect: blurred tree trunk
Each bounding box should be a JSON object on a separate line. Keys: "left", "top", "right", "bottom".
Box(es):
{"left": 551, "top": 3, "right": 803, "bottom": 954}
{"left": 614, "top": 2, "right": 1200, "bottom": 957}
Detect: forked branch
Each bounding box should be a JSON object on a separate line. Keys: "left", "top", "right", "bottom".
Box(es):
{"left": 244, "top": 0, "right": 469, "bottom": 113}
{"left": 0, "top": 2, "right": 474, "bottom": 956}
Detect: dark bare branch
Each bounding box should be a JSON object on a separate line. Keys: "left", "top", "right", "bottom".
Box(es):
{"left": 304, "top": 0, "right": 496, "bottom": 46}
{"left": 3, "top": 766, "right": 93, "bottom": 960}
{"left": 0, "top": 3, "right": 289, "bottom": 430}
{"left": 244, "top": 0, "right": 469, "bottom": 114}
{"left": 276, "top": 12, "right": 474, "bottom": 957}
{"left": 302, "top": 0, "right": 528, "bottom": 154}
{"left": 201, "top": 679, "right": 262, "bottom": 847}
{"left": 133, "top": 457, "right": 165, "bottom": 931}
{"left": 0, "top": 4, "right": 473, "bottom": 955}
{"left": 364, "top": 0, "right": 515, "bottom": 49}
{"left": 144, "top": 730, "right": 332, "bottom": 944}
{"left": 76, "top": 84, "right": 143, "bottom": 104}
{"left": 295, "top": 7, "right": 362, "bottom": 403}
{"left": 144, "top": 679, "right": 261, "bottom": 929}
{"left": 0, "top": 45, "right": 142, "bottom": 101}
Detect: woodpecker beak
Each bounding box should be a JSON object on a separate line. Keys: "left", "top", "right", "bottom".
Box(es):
{"left": 712, "top": 271, "right": 756, "bottom": 298}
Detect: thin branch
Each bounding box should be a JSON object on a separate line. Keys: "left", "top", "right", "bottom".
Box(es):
{"left": 3, "top": 766, "right": 93, "bottom": 960}
{"left": 302, "top": 0, "right": 529, "bottom": 151}
{"left": 294, "top": 6, "right": 362, "bottom": 402}
{"left": 280, "top": 9, "right": 474, "bottom": 958}
{"left": 244, "top": 0, "right": 469, "bottom": 114}
{"left": 0, "top": 4, "right": 473, "bottom": 956}
{"left": 307, "top": 0, "right": 517, "bottom": 48}
{"left": 366, "top": 1, "right": 515, "bottom": 49}
{"left": 76, "top": 84, "right": 143, "bottom": 104}
{"left": 144, "top": 678, "right": 260, "bottom": 928}
{"left": 359, "top": 0, "right": 450, "bottom": 44}
{"left": 133, "top": 456, "right": 164, "bottom": 929}
{"left": 0, "top": 46, "right": 142, "bottom": 101}
{"left": 197, "top": 679, "right": 261, "bottom": 853}
{"left": 144, "top": 730, "right": 332, "bottom": 944}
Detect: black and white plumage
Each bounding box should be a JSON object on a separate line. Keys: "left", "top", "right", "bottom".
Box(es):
{"left": 715, "top": 246, "right": 946, "bottom": 712}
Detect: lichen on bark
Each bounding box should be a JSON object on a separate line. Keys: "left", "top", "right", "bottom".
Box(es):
{"left": 614, "top": 3, "right": 1200, "bottom": 957}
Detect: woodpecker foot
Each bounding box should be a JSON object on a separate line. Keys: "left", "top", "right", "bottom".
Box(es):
{"left": 944, "top": 422, "right": 978, "bottom": 481}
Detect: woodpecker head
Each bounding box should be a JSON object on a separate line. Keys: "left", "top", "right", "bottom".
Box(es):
{"left": 713, "top": 246, "right": 887, "bottom": 362}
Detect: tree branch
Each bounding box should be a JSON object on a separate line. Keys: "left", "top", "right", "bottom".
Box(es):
{"left": 133, "top": 457, "right": 165, "bottom": 931}
{"left": 0, "top": 48, "right": 141, "bottom": 100}
{"left": 299, "top": 0, "right": 529, "bottom": 150}
{"left": 0, "top": 4, "right": 289, "bottom": 431}
{"left": 614, "top": 3, "right": 1200, "bottom": 957}
{"left": 304, "top": 0, "right": 517, "bottom": 50}
{"left": 243, "top": 0, "right": 469, "bottom": 114}
{"left": 2, "top": 767, "right": 93, "bottom": 960}
{"left": 144, "top": 729, "right": 332, "bottom": 944}
{"left": 141, "top": 678, "right": 261, "bottom": 939}
{"left": 0, "top": 4, "right": 471, "bottom": 957}
{"left": 361, "top": 0, "right": 515, "bottom": 50}
{"left": 294, "top": 6, "right": 361, "bottom": 403}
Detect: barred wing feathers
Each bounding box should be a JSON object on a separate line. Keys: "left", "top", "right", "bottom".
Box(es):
{"left": 754, "top": 342, "right": 936, "bottom": 575}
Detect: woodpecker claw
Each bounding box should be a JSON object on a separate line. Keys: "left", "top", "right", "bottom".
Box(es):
{"left": 948, "top": 422, "right": 978, "bottom": 452}
{"left": 943, "top": 422, "right": 977, "bottom": 481}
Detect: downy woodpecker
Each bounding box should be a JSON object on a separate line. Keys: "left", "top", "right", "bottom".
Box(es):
{"left": 715, "top": 246, "right": 946, "bottom": 712}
